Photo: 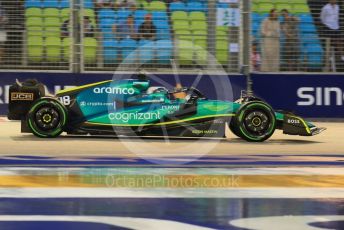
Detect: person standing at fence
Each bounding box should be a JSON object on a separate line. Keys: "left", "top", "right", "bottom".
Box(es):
{"left": 320, "top": 0, "right": 343, "bottom": 67}
{"left": 281, "top": 9, "right": 300, "bottom": 71}
{"left": 251, "top": 42, "right": 261, "bottom": 71}
{"left": 0, "top": 6, "right": 8, "bottom": 64}
{"left": 260, "top": 9, "right": 280, "bottom": 72}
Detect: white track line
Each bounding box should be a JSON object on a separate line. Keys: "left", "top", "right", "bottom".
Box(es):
{"left": 0, "top": 188, "right": 343, "bottom": 198}
{"left": 0, "top": 215, "right": 213, "bottom": 230}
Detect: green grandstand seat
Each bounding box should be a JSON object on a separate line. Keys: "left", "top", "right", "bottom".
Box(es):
{"left": 46, "top": 37, "right": 61, "bottom": 62}
{"left": 171, "top": 11, "right": 188, "bottom": 21}
{"left": 189, "top": 12, "right": 206, "bottom": 21}
{"left": 216, "top": 30, "right": 228, "bottom": 41}
{"left": 271, "top": 0, "right": 290, "bottom": 4}
{"left": 27, "top": 36, "right": 44, "bottom": 62}
{"left": 190, "top": 21, "right": 207, "bottom": 31}
{"left": 43, "top": 8, "right": 60, "bottom": 19}
{"left": 194, "top": 38, "right": 207, "bottom": 49}
{"left": 257, "top": 3, "right": 274, "bottom": 13}
{"left": 45, "top": 27, "right": 60, "bottom": 37}
{"left": 173, "top": 20, "right": 189, "bottom": 31}
{"left": 62, "top": 37, "right": 71, "bottom": 61}
{"left": 289, "top": 0, "right": 307, "bottom": 4}
{"left": 292, "top": 4, "right": 310, "bottom": 14}
{"left": 60, "top": 8, "right": 70, "bottom": 22}
{"left": 276, "top": 3, "right": 292, "bottom": 12}
{"left": 252, "top": 3, "right": 259, "bottom": 12}
{"left": 175, "top": 30, "right": 192, "bottom": 41}
{"left": 216, "top": 26, "right": 228, "bottom": 32}
{"left": 193, "top": 30, "right": 207, "bottom": 37}
{"left": 193, "top": 30, "right": 207, "bottom": 46}
{"left": 194, "top": 41, "right": 207, "bottom": 65}
{"left": 216, "top": 40, "right": 228, "bottom": 65}
{"left": 139, "top": 0, "right": 148, "bottom": 9}
{"left": 177, "top": 40, "right": 193, "bottom": 65}
{"left": 25, "top": 8, "right": 42, "bottom": 18}
{"left": 82, "top": 9, "right": 95, "bottom": 20}
{"left": 147, "top": 1, "right": 166, "bottom": 11}
{"left": 44, "top": 17, "right": 61, "bottom": 37}
{"left": 27, "top": 26, "right": 44, "bottom": 37}
{"left": 83, "top": 37, "right": 97, "bottom": 63}
{"left": 26, "top": 17, "right": 43, "bottom": 27}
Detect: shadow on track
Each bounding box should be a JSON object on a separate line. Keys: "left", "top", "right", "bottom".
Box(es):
{"left": 11, "top": 135, "right": 323, "bottom": 144}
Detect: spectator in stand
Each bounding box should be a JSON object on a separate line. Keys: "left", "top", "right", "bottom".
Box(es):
{"left": 0, "top": 6, "right": 8, "bottom": 64}
{"left": 60, "top": 18, "right": 70, "bottom": 38}
{"left": 251, "top": 42, "right": 261, "bottom": 71}
{"left": 260, "top": 8, "right": 280, "bottom": 72}
{"left": 114, "top": 0, "right": 137, "bottom": 9}
{"left": 112, "top": 15, "right": 137, "bottom": 40}
{"left": 320, "top": 0, "right": 344, "bottom": 63}
{"left": 95, "top": 0, "right": 113, "bottom": 9}
{"left": 281, "top": 9, "right": 300, "bottom": 71}
{"left": 84, "top": 17, "right": 95, "bottom": 37}
{"left": 61, "top": 17, "right": 95, "bottom": 38}
{"left": 138, "top": 14, "right": 156, "bottom": 40}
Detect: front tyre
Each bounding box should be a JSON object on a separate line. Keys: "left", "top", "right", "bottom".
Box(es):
{"left": 233, "top": 101, "right": 276, "bottom": 142}
{"left": 27, "top": 98, "right": 67, "bottom": 138}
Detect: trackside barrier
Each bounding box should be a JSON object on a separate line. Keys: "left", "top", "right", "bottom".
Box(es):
{"left": 252, "top": 73, "right": 344, "bottom": 118}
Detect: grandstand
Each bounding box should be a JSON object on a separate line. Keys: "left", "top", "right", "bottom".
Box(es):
{"left": 20, "top": 0, "right": 235, "bottom": 71}
{"left": 0, "top": 0, "right": 339, "bottom": 72}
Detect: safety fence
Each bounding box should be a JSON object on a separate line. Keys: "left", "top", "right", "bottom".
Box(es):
{"left": 0, "top": 0, "right": 342, "bottom": 73}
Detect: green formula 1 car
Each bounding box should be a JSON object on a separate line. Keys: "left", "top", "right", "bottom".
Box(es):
{"left": 8, "top": 76, "right": 325, "bottom": 142}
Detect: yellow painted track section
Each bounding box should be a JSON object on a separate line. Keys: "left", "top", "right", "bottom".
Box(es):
{"left": 0, "top": 175, "right": 343, "bottom": 188}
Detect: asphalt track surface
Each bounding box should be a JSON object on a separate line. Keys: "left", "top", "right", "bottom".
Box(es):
{"left": 0, "top": 121, "right": 343, "bottom": 156}
{"left": 0, "top": 120, "right": 343, "bottom": 229}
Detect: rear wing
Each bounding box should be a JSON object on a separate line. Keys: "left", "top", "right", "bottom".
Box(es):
{"left": 8, "top": 79, "right": 46, "bottom": 120}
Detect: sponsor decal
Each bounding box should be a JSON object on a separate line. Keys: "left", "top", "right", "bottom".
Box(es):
{"left": 287, "top": 119, "right": 301, "bottom": 124}
{"left": 80, "top": 101, "right": 115, "bottom": 107}
{"left": 141, "top": 99, "right": 164, "bottom": 103}
{"left": 59, "top": 96, "right": 71, "bottom": 106}
{"left": 0, "top": 85, "right": 73, "bottom": 105}
{"left": 161, "top": 105, "right": 180, "bottom": 114}
{"left": 10, "top": 92, "right": 34, "bottom": 101}
{"left": 192, "top": 130, "right": 218, "bottom": 134}
{"left": 108, "top": 111, "right": 161, "bottom": 122}
{"left": 203, "top": 104, "right": 230, "bottom": 111}
{"left": 297, "top": 87, "right": 344, "bottom": 106}
{"left": 93, "top": 87, "right": 135, "bottom": 95}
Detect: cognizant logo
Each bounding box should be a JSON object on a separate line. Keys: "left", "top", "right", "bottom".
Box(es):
{"left": 108, "top": 112, "right": 161, "bottom": 123}
{"left": 93, "top": 87, "right": 135, "bottom": 95}
{"left": 297, "top": 87, "right": 344, "bottom": 106}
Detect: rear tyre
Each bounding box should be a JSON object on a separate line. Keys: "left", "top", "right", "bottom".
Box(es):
{"left": 27, "top": 98, "right": 67, "bottom": 138}
{"left": 233, "top": 101, "right": 276, "bottom": 142}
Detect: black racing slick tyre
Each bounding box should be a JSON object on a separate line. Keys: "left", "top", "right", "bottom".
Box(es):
{"left": 233, "top": 101, "right": 276, "bottom": 142}
{"left": 27, "top": 98, "right": 67, "bottom": 138}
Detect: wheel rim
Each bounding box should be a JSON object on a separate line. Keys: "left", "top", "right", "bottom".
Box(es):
{"left": 34, "top": 106, "right": 60, "bottom": 131}
{"left": 244, "top": 110, "right": 270, "bottom": 135}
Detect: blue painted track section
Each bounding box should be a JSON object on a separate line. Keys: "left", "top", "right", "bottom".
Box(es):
{"left": 0, "top": 155, "right": 343, "bottom": 166}
{"left": 0, "top": 198, "right": 342, "bottom": 230}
